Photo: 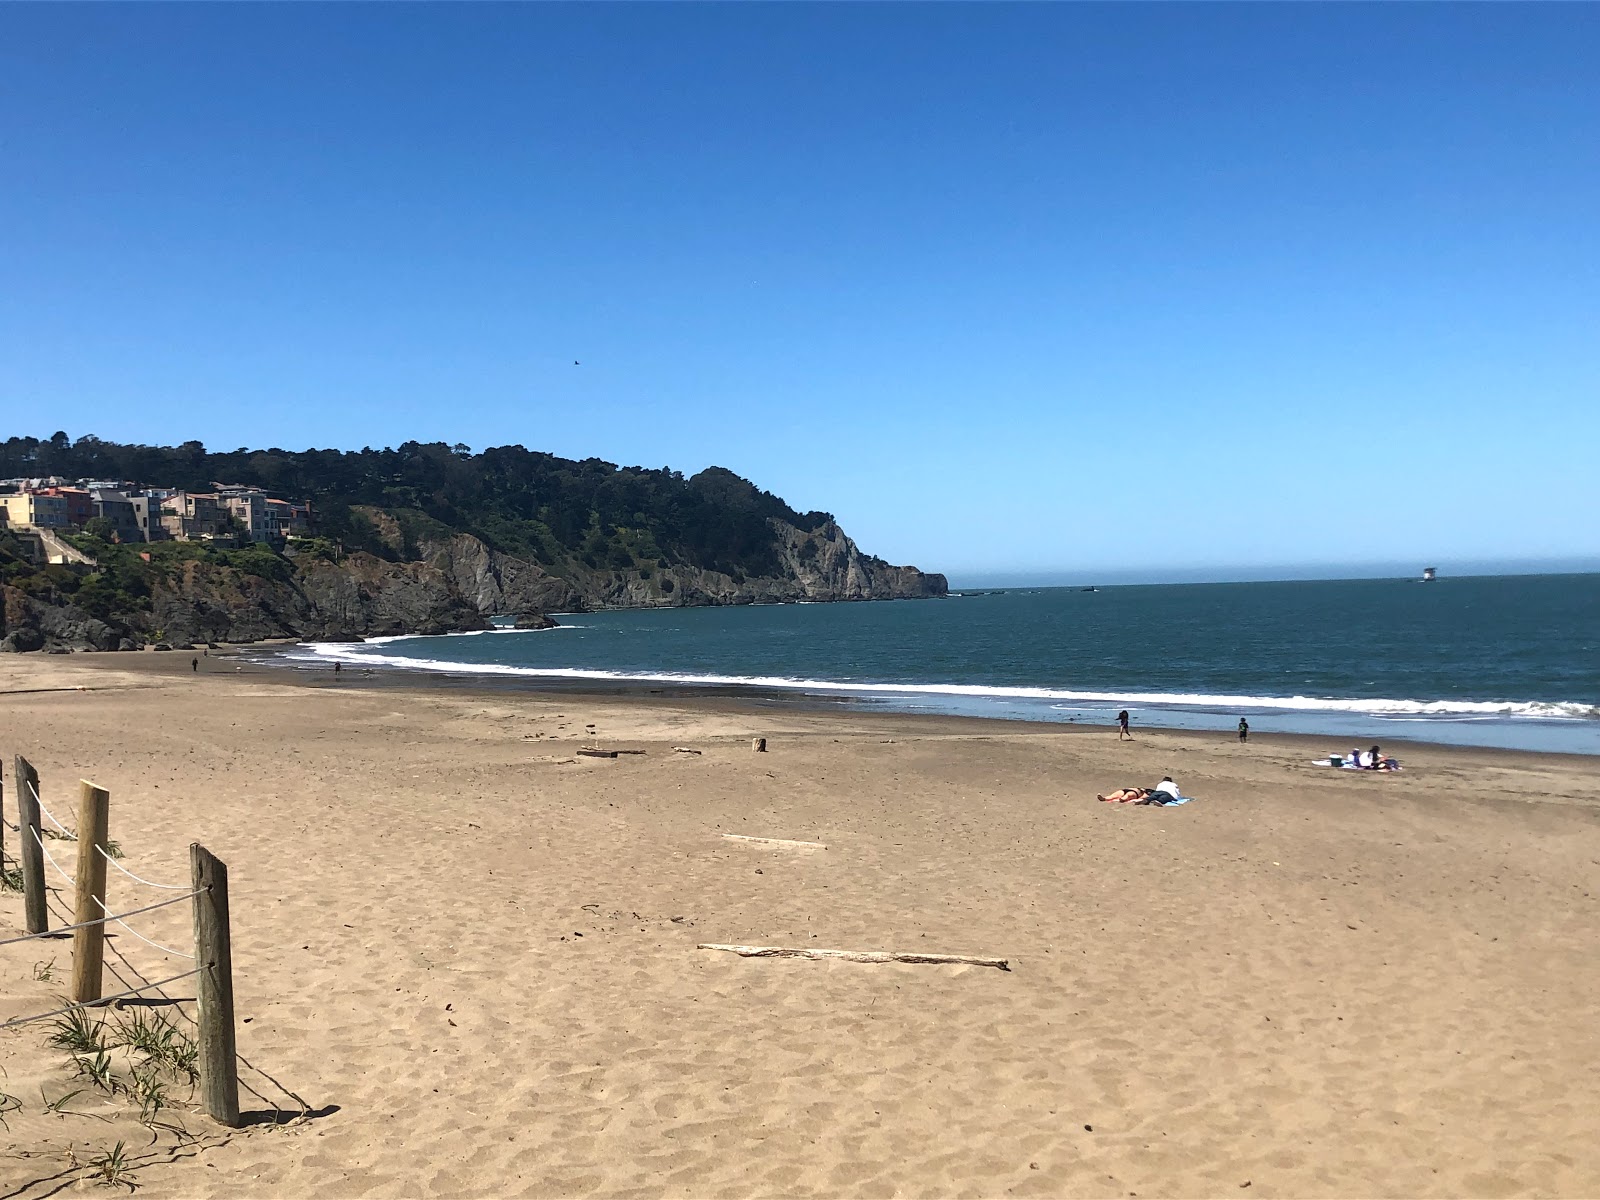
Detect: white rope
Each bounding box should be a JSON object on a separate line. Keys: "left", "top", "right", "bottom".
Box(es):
{"left": 0, "top": 969, "right": 202, "bottom": 1030}
{"left": 29, "top": 825, "right": 75, "bottom": 886}
{"left": 0, "top": 889, "right": 201, "bottom": 948}
{"left": 96, "top": 845, "right": 191, "bottom": 890}
{"left": 92, "top": 895, "right": 195, "bottom": 959}
{"left": 25, "top": 778, "right": 74, "bottom": 839}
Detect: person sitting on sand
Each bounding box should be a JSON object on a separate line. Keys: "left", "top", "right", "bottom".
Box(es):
{"left": 1149, "top": 776, "right": 1181, "bottom": 802}
{"left": 1367, "top": 745, "right": 1383, "bottom": 770}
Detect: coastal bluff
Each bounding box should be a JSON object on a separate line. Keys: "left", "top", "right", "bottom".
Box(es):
{"left": 0, "top": 519, "right": 945, "bottom": 652}
{"left": 0, "top": 438, "right": 946, "bottom": 651}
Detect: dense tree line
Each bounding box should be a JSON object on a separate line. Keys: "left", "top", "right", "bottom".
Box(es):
{"left": 0, "top": 433, "right": 834, "bottom": 577}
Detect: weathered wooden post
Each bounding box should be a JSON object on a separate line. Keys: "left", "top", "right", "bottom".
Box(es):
{"left": 15, "top": 756, "right": 46, "bottom": 935}
{"left": 70, "top": 781, "right": 110, "bottom": 1004}
{"left": 752, "top": 737, "right": 767, "bottom": 753}
{"left": 191, "top": 843, "right": 240, "bottom": 1127}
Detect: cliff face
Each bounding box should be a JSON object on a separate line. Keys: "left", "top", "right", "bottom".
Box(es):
{"left": 1, "top": 585, "right": 127, "bottom": 653}
{"left": 0, "top": 554, "right": 488, "bottom": 651}
{"left": 421, "top": 534, "right": 584, "bottom": 616}
{"left": 554, "top": 519, "right": 947, "bottom": 609}
{"left": 1, "top": 521, "right": 944, "bottom": 652}
{"left": 142, "top": 554, "right": 488, "bottom": 645}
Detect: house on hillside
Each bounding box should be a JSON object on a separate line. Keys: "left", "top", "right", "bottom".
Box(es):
{"left": 0, "top": 491, "right": 68, "bottom": 530}
{"left": 128, "top": 492, "right": 167, "bottom": 542}
{"left": 32, "top": 485, "right": 93, "bottom": 527}
{"left": 158, "top": 491, "right": 230, "bottom": 540}
{"left": 89, "top": 488, "right": 145, "bottom": 542}
{"left": 265, "top": 497, "right": 312, "bottom": 539}
{"left": 215, "top": 485, "right": 271, "bottom": 543}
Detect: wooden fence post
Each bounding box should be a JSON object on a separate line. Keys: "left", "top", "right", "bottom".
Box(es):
{"left": 14, "top": 756, "right": 46, "bottom": 935}
{"left": 191, "top": 843, "right": 240, "bottom": 1127}
{"left": 70, "top": 781, "right": 110, "bottom": 1004}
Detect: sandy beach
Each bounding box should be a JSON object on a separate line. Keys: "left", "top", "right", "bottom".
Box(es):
{"left": 2, "top": 651, "right": 1597, "bottom": 1199}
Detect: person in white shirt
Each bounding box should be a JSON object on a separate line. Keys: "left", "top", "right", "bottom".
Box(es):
{"left": 1150, "top": 776, "right": 1181, "bottom": 802}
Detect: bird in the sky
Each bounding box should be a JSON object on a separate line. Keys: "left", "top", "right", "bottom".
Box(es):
{"left": 573, "top": 360, "right": 580, "bottom": 366}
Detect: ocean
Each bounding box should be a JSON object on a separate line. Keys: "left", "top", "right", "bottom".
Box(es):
{"left": 280, "top": 573, "right": 1600, "bottom": 755}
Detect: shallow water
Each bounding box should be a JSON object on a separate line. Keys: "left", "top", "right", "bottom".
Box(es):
{"left": 280, "top": 573, "right": 1600, "bottom": 754}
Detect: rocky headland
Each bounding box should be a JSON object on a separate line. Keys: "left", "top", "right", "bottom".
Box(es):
{"left": 1, "top": 517, "right": 945, "bottom": 653}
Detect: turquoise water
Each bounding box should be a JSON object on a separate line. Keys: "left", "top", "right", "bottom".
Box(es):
{"left": 288, "top": 574, "right": 1600, "bottom": 754}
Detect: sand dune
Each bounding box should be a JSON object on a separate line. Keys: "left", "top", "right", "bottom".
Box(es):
{"left": 2, "top": 653, "right": 1597, "bottom": 1198}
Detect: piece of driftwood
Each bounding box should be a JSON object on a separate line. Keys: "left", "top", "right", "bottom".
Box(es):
{"left": 720, "top": 834, "right": 827, "bottom": 850}
{"left": 751, "top": 737, "right": 767, "bottom": 753}
{"left": 672, "top": 747, "right": 702, "bottom": 755}
{"left": 576, "top": 749, "right": 617, "bottom": 759}
{"left": 697, "top": 944, "right": 1010, "bottom": 971}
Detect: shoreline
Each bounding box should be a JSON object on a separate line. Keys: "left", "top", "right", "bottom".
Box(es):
{"left": 15, "top": 647, "right": 1600, "bottom": 776}
{"left": 280, "top": 637, "right": 1600, "bottom": 758}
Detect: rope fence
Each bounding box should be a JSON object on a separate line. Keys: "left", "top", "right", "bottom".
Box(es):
{"left": 26, "top": 776, "right": 77, "bottom": 840}
{"left": 94, "top": 894, "right": 198, "bottom": 959}
{"left": 100, "top": 844, "right": 196, "bottom": 890}
{"left": 2, "top": 754, "right": 243, "bottom": 1127}
{"left": 31, "top": 823, "right": 77, "bottom": 887}
{"left": 1, "top": 969, "right": 203, "bottom": 1031}
{"left": 0, "top": 890, "right": 200, "bottom": 949}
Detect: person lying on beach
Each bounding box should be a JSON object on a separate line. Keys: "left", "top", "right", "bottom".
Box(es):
{"left": 1099, "top": 777, "right": 1184, "bottom": 804}
{"left": 1098, "top": 787, "right": 1151, "bottom": 803}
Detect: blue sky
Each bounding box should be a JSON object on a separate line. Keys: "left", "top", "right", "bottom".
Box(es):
{"left": 2, "top": 4, "right": 1596, "bottom": 582}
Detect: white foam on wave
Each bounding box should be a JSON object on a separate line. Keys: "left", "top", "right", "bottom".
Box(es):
{"left": 286, "top": 639, "right": 1599, "bottom": 721}
{"left": 357, "top": 626, "right": 575, "bottom": 647}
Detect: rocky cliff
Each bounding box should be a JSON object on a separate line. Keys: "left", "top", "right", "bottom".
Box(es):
{"left": 1, "top": 519, "right": 944, "bottom": 652}
{"left": 0, "top": 553, "right": 488, "bottom": 652}
{"left": 545, "top": 519, "right": 947, "bottom": 609}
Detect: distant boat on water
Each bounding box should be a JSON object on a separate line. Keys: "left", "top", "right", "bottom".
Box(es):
{"left": 1420, "top": 566, "right": 1437, "bottom": 582}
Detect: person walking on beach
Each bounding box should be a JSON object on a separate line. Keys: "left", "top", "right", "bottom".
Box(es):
{"left": 334, "top": 661, "right": 342, "bottom": 678}
{"left": 1117, "top": 710, "right": 1132, "bottom": 740}
{"left": 191, "top": 656, "right": 198, "bottom": 673}
{"left": 1238, "top": 717, "right": 1249, "bottom": 743}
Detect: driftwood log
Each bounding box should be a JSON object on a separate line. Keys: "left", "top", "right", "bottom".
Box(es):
{"left": 720, "top": 834, "right": 827, "bottom": 850}
{"left": 576, "top": 749, "right": 617, "bottom": 759}
{"left": 697, "top": 944, "right": 1010, "bottom": 971}
{"left": 672, "top": 747, "right": 702, "bottom": 755}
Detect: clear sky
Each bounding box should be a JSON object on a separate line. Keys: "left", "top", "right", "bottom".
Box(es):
{"left": 3, "top": 4, "right": 1596, "bottom": 582}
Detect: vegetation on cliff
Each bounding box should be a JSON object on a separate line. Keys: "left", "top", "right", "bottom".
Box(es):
{"left": 1, "top": 434, "right": 837, "bottom": 579}
{"left": 0, "top": 434, "right": 946, "bottom": 650}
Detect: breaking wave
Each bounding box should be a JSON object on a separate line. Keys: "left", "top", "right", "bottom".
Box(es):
{"left": 287, "top": 638, "right": 1597, "bottom": 722}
